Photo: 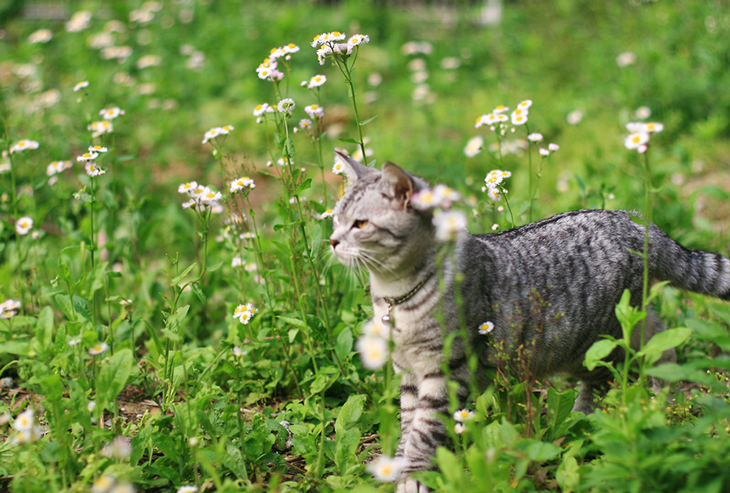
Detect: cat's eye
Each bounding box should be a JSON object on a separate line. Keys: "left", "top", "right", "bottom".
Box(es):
{"left": 353, "top": 219, "right": 369, "bottom": 229}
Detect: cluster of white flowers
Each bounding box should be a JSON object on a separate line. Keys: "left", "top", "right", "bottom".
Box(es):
{"left": 356, "top": 320, "right": 390, "bottom": 370}
{"left": 12, "top": 408, "right": 42, "bottom": 445}
{"left": 476, "top": 100, "right": 531, "bottom": 131}
{"left": 0, "top": 299, "right": 21, "bottom": 319}
{"left": 409, "top": 184, "right": 467, "bottom": 242}
{"left": 229, "top": 176, "right": 255, "bottom": 193}
{"left": 624, "top": 121, "right": 663, "bottom": 153}
{"left": 232, "top": 303, "right": 258, "bottom": 325}
{"left": 410, "top": 184, "right": 462, "bottom": 211}
{"left": 303, "top": 74, "right": 327, "bottom": 89}
{"left": 9, "top": 140, "right": 39, "bottom": 154}
{"left": 46, "top": 160, "right": 73, "bottom": 178}
{"left": 255, "top": 43, "right": 299, "bottom": 81}
{"left": 91, "top": 473, "right": 136, "bottom": 493}
{"left": 136, "top": 54, "right": 161, "bottom": 70}
{"left": 88, "top": 120, "right": 113, "bottom": 138}
{"left": 400, "top": 40, "right": 433, "bottom": 55}
{"left": 539, "top": 143, "right": 560, "bottom": 157}
{"left": 28, "top": 29, "right": 53, "bottom": 44}
{"left": 483, "top": 169, "right": 511, "bottom": 202}
{"left": 311, "top": 31, "right": 370, "bottom": 65}
{"left": 178, "top": 181, "right": 223, "bottom": 212}
{"left": 202, "top": 125, "right": 234, "bottom": 144}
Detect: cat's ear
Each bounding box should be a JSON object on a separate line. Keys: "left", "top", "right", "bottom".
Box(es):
{"left": 334, "top": 150, "right": 375, "bottom": 183}
{"left": 381, "top": 162, "right": 416, "bottom": 210}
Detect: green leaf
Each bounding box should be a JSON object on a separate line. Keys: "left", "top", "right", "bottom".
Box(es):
{"left": 0, "top": 341, "right": 31, "bottom": 356}
{"left": 359, "top": 115, "right": 379, "bottom": 126}
{"left": 288, "top": 329, "right": 299, "bottom": 344}
{"left": 278, "top": 316, "right": 307, "bottom": 329}
{"left": 334, "top": 327, "right": 353, "bottom": 364}
{"left": 522, "top": 439, "right": 561, "bottom": 462}
{"left": 54, "top": 294, "right": 75, "bottom": 321}
{"left": 73, "top": 295, "right": 92, "bottom": 322}
{"left": 435, "top": 447, "right": 463, "bottom": 486}
{"left": 334, "top": 427, "right": 361, "bottom": 475}
{"left": 583, "top": 338, "right": 619, "bottom": 371}
{"left": 273, "top": 221, "right": 302, "bottom": 232}
{"left": 638, "top": 327, "right": 692, "bottom": 365}
{"left": 545, "top": 388, "right": 575, "bottom": 440}
{"left": 205, "top": 260, "right": 224, "bottom": 273}
{"left": 335, "top": 394, "right": 366, "bottom": 432}
{"left": 96, "top": 348, "right": 133, "bottom": 411}
{"left": 646, "top": 363, "right": 716, "bottom": 385}
{"left": 34, "top": 306, "right": 54, "bottom": 350}
{"left": 338, "top": 137, "right": 361, "bottom": 145}
{"left": 223, "top": 443, "right": 249, "bottom": 480}
{"left": 296, "top": 178, "right": 312, "bottom": 195}
{"left": 284, "top": 138, "right": 296, "bottom": 158}
{"left": 171, "top": 263, "right": 197, "bottom": 286}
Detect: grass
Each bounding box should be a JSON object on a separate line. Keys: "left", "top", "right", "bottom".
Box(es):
{"left": 0, "top": 0, "right": 729, "bottom": 492}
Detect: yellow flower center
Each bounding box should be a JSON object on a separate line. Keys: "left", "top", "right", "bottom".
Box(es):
{"left": 255, "top": 104, "right": 263, "bottom": 111}
{"left": 632, "top": 135, "right": 641, "bottom": 143}
{"left": 288, "top": 43, "right": 296, "bottom": 49}
{"left": 311, "top": 104, "right": 318, "bottom": 109}
{"left": 333, "top": 31, "right": 341, "bottom": 36}
{"left": 313, "top": 34, "right": 320, "bottom": 42}
{"left": 270, "top": 48, "right": 277, "bottom": 54}
{"left": 381, "top": 465, "right": 392, "bottom": 475}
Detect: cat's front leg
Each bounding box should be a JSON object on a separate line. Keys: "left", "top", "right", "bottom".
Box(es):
{"left": 396, "top": 366, "right": 419, "bottom": 458}
{"left": 396, "top": 369, "right": 450, "bottom": 493}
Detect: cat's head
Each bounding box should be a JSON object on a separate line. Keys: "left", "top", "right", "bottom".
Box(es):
{"left": 329, "top": 152, "right": 434, "bottom": 279}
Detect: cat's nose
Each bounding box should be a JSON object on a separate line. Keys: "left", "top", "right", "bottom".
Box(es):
{"left": 329, "top": 239, "right": 339, "bottom": 248}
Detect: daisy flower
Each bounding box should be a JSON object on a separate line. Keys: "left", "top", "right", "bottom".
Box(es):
{"left": 46, "top": 161, "right": 62, "bottom": 176}
{"left": 366, "top": 456, "right": 406, "bottom": 483}
{"left": 88, "top": 121, "right": 113, "bottom": 138}
{"left": 464, "top": 136, "right": 483, "bottom": 157}
{"left": 91, "top": 475, "right": 116, "bottom": 493}
{"left": 493, "top": 105, "right": 509, "bottom": 114}
{"left": 453, "top": 409, "right": 474, "bottom": 422}
{"left": 356, "top": 335, "right": 388, "bottom": 370}
{"left": 89, "top": 145, "right": 108, "bottom": 153}
{"left": 202, "top": 127, "right": 221, "bottom": 144}
{"left": 233, "top": 346, "right": 247, "bottom": 357}
{"left": 253, "top": 103, "right": 269, "bottom": 116}
{"left": 9, "top": 140, "right": 40, "bottom": 154}
{"left": 74, "top": 81, "right": 89, "bottom": 92}
{"left": 230, "top": 176, "right": 255, "bottom": 193}
{"left": 433, "top": 210, "right": 468, "bottom": 242}
{"left": 136, "top": 55, "right": 161, "bottom": 69}
{"left": 85, "top": 162, "right": 106, "bottom": 176}
{"left": 484, "top": 170, "right": 507, "bottom": 189}
{"left": 517, "top": 100, "right": 532, "bottom": 110}
{"left": 15, "top": 217, "right": 33, "bottom": 235}
{"left": 616, "top": 51, "right": 636, "bottom": 67}
{"left": 454, "top": 423, "right": 466, "bottom": 434}
{"left": 511, "top": 112, "right": 528, "bottom": 126}
{"left": 634, "top": 106, "right": 651, "bottom": 120}
{"left": 88, "top": 342, "right": 109, "bottom": 355}
{"left": 320, "top": 208, "right": 334, "bottom": 219}
{"left": 642, "top": 122, "right": 663, "bottom": 133}
{"left": 238, "top": 311, "right": 253, "bottom": 325}
{"left": 528, "top": 133, "right": 543, "bottom": 142}
{"left": 308, "top": 74, "right": 327, "bottom": 88}
{"left": 219, "top": 125, "right": 234, "bottom": 134}
{"left": 624, "top": 132, "right": 650, "bottom": 150}
{"left": 277, "top": 98, "right": 295, "bottom": 114}
{"left": 13, "top": 409, "right": 34, "bottom": 432}
{"left": 232, "top": 256, "right": 242, "bottom": 268}
{"left": 304, "top": 104, "right": 324, "bottom": 118}
{"left": 362, "top": 319, "right": 389, "bottom": 339}
{"left": 548, "top": 143, "right": 560, "bottom": 152}
{"left": 178, "top": 181, "right": 198, "bottom": 194}
{"left": 316, "top": 45, "right": 333, "bottom": 65}
{"left": 177, "top": 486, "right": 198, "bottom": 493}
{"left": 347, "top": 34, "right": 370, "bottom": 49}
{"left": 487, "top": 187, "right": 502, "bottom": 202}
{"left": 539, "top": 148, "right": 550, "bottom": 157}
{"left": 478, "top": 321, "right": 495, "bottom": 335}
{"left": 100, "top": 107, "right": 125, "bottom": 120}
{"left": 299, "top": 119, "right": 312, "bottom": 130}
{"left": 332, "top": 160, "right": 345, "bottom": 175}
{"left": 410, "top": 189, "right": 439, "bottom": 210}
{"left": 244, "top": 262, "right": 257, "bottom": 272}
{"left": 283, "top": 43, "right": 300, "bottom": 54}
{"left": 433, "top": 184, "right": 461, "bottom": 209}
{"left": 0, "top": 299, "right": 21, "bottom": 319}
{"left": 567, "top": 110, "right": 583, "bottom": 125}
{"left": 28, "top": 29, "right": 52, "bottom": 44}
{"left": 200, "top": 190, "right": 222, "bottom": 204}
{"left": 77, "top": 151, "right": 99, "bottom": 162}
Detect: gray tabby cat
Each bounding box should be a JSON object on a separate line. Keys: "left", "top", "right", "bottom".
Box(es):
{"left": 329, "top": 152, "right": 730, "bottom": 493}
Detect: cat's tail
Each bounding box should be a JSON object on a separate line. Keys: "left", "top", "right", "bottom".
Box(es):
{"left": 650, "top": 224, "right": 730, "bottom": 301}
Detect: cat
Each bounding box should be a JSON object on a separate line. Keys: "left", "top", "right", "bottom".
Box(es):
{"left": 328, "top": 152, "right": 730, "bottom": 493}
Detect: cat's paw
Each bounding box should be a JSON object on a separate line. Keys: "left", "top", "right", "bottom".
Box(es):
{"left": 396, "top": 477, "right": 430, "bottom": 493}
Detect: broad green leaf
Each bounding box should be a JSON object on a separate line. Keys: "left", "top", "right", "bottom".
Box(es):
{"left": 35, "top": 306, "right": 54, "bottom": 350}
{"left": 522, "top": 439, "right": 561, "bottom": 462}
{"left": 171, "top": 263, "right": 197, "bottom": 286}
{"left": 583, "top": 339, "right": 618, "bottom": 371}
{"left": 334, "top": 327, "right": 353, "bottom": 364}
{"left": 334, "top": 426, "right": 360, "bottom": 475}
{"left": 73, "top": 295, "right": 92, "bottom": 322}
{"left": 338, "top": 137, "right": 360, "bottom": 145}
{"left": 278, "top": 316, "right": 307, "bottom": 329}
{"left": 335, "top": 394, "right": 366, "bottom": 432}
{"left": 296, "top": 178, "right": 312, "bottom": 195}
{"left": 54, "top": 294, "right": 75, "bottom": 321}
{"left": 0, "top": 341, "right": 31, "bottom": 356}
{"left": 638, "top": 327, "right": 692, "bottom": 365}
{"left": 223, "top": 443, "right": 249, "bottom": 480}
{"left": 359, "top": 115, "right": 379, "bottom": 126}
{"left": 96, "top": 348, "right": 133, "bottom": 411}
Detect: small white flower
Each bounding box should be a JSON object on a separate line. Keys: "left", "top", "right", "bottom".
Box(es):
{"left": 347, "top": 34, "right": 370, "bottom": 49}
{"left": 366, "top": 456, "right": 406, "bottom": 483}
{"left": 320, "top": 208, "right": 334, "bottom": 219}
{"left": 88, "top": 121, "right": 113, "bottom": 138}
{"left": 13, "top": 409, "right": 34, "bottom": 432}
{"left": 74, "top": 81, "right": 89, "bottom": 92}
{"left": 478, "top": 321, "right": 495, "bottom": 335}
{"left": 89, "top": 145, "right": 108, "bottom": 153}
{"left": 304, "top": 104, "right": 324, "bottom": 119}
{"left": 232, "top": 256, "right": 242, "bottom": 268}
{"left": 177, "top": 486, "right": 198, "bottom": 493}
{"left": 624, "top": 132, "right": 650, "bottom": 150}
{"left": 202, "top": 128, "right": 220, "bottom": 144}
{"left": 356, "top": 335, "right": 388, "bottom": 370}
{"left": 487, "top": 187, "right": 502, "bottom": 202}
{"left": 88, "top": 342, "right": 109, "bottom": 355}
{"left": 539, "top": 148, "right": 550, "bottom": 157}
{"left": 9, "top": 140, "right": 40, "bottom": 154}
{"left": 85, "top": 162, "right": 106, "bottom": 177}
{"left": 77, "top": 151, "right": 99, "bottom": 162}
{"left": 527, "top": 133, "right": 543, "bottom": 142}
{"left": 548, "top": 143, "right": 560, "bottom": 152}
{"left": 68, "top": 336, "right": 82, "bottom": 346}
{"left": 28, "top": 29, "right": 53, "bottom": 44}
{"left": 232, "top": 346, "right": 247, "bottom": 357}
{"left": 100, "top": 107, "right": 125, "bottom": 120}
{"left": 0, "top": 162, "right": 11, "bottom": 174}
{"left": 517, "top": 100, "right": 532, "bottom": 110}
{"left": 277, "top": 98, "right": 295, "bottom": 114}
{"left": 464, "top": 136, "right": 483, "bottom": 157}
{"left": 332, "top": 160, "right": 345, "bottom": 175}
{"left": 253, "top": 103, "right": 269, "bottom": 116}
{"left": 453, "top": 409, "right": 474, "bottom": 422}
{"left": 433, "top": 184, "right": 461, "bottom": 209}
{"left": 362, "top": 319, "right": 389, "bottom": 339}
{"left": 511, "top": 111, "right": 528, "bottom": 126}
{"left": 15, "top": 217, "right": 33, "bottom": 235}
{"left": 566, "top": 110, "right": 583, "bottom": 125}
{"left": 642, "top": 122, "right": 664, "bottom": 133}
{"left": 178, "top": 181, "right": 198, "bottom": 194}
{"left": 492, "top": 105, "right": 509, "bottom": 114}
{"left": 616, "top": 51, "right": 636, "bottom": 67}
{"left": 433, "top": 210, "right": 468, "bottom": 242}
{"left": 308, "top": 74, "right": 327, "bottom": 88}
{"left": 634, "top": 106, "right": 651, "bottom": 120}
{"left": 410, "top": 189, "right": 439, "bottom": 210}
{"left": 91, "top": 474, "right": 115, "bottom": 493}
{"left": 454, "top": 423, "right": 466, "bottom": 434}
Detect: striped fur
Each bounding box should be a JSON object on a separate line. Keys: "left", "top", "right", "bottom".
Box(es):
{"left": 329, "top": 155, "right": 730, "bottom": 492}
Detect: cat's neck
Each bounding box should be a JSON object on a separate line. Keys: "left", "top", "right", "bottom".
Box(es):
{"left": 368, "top": 244, "right": 442, "bottom": 299}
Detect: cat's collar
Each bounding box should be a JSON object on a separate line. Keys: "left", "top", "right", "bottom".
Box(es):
{"left": 381, "top": 271, "right": 434, "bottom": 325}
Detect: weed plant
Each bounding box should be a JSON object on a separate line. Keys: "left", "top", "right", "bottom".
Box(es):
{"left": 0, "top": 1, "right": 729, "bottom": 492}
